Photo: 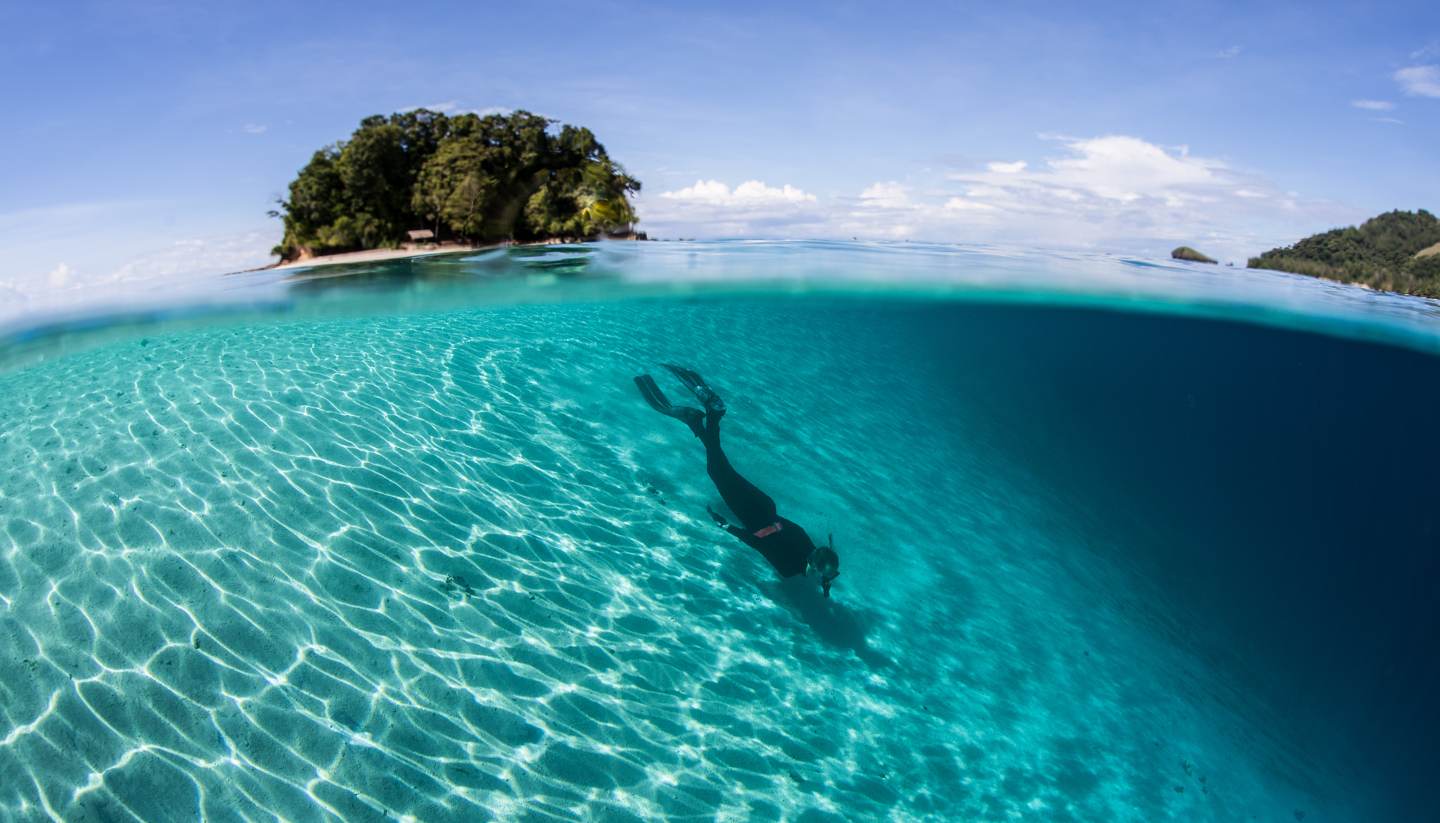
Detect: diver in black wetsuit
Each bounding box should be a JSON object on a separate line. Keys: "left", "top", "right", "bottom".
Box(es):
{"left": 635, "top": 365, "right": 841, "bottom": 597}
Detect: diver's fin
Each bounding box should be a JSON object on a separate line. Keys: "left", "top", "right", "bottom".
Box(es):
{"left": 634, "top": 374, "right": 705, "bottom": 431}
{"left": 634, "top": 374, "right": 673, "bottom": 414}
{"left": 661, "top": 363, "right": 726, "bottom": 417}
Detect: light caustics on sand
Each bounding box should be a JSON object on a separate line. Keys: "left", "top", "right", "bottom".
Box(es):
{"left": 0, "top": 241, "right": 1436, "bottom": 821}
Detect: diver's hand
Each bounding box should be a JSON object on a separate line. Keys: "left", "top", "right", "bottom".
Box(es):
{"left": 706, "top": 505, "right": 728, "bottom": 528}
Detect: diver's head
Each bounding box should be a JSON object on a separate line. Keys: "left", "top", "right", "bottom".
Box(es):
{"left": 807, "top": 535, "right": 840, "bottom": 597}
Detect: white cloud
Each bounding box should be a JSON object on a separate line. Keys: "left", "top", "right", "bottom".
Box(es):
{"left": 1412, "top": 42, "right": 1440, "bottom": 61}
{"left": 1395, "top": 65, "right": 1440, "bottom": 97}
{"left": 641, "top": 180, "right": 822, "bottom": 237}
{"left": 106, "top": 231, "right": 275, "bottom": 284}
{"left": 1, "top": 230, "right": 277, "bottom": 328}
{"left": 832, "top": 137, "right": 1240, "bottom": 240}
{"left": 1350, "top": 99, "right": 1394, "bottom": 111}
{"left": 242, "top": 123, "right": 268, "bottom": 135}
{"left": 661, "top": 179, "right": 817, "bottom": 206}
{"left": 406, "top": 101, "right": 458, "bottom": 113}
{"left": 929, "top": 136, "right": 1355, "bottom": 257}
{"left": 994, "top": 135, "right": 1221, "bottom": 203}
{"left": 942, "top": 197, "right": 998, "bottom": 212}
{"left": 1216, "top": 45, "right": 1242, "bottom": 59}
{"left": 859, "top": 181, "right": 911, "bottom": 208}
{"left": 635, "top": 136, "right": 1355, "bottom": 261}
{"left": 1372, "top": 116, "right": 1405, "bottom": 125}
{"left": 46, "top": 262, "right": 73, "bottom": 287}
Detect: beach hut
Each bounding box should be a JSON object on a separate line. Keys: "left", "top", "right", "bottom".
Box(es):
{"left": 407, "top": 229, "right": 436, "bottom": 246}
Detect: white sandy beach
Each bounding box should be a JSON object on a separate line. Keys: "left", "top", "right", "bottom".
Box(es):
{"left": 271, "top": 243, "right": 492, "bottom": 271}
{"left": 265, "top": 235, "right": 618, "bottom": 273}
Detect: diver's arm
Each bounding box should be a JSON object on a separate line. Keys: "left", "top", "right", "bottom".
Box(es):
{"left": 724, "top": 524, "right": 764, "bottom": 547}
{"left": 708, "top": 506, "right": 761, "bottom": 548}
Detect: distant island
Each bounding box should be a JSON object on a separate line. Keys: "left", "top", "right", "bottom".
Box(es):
{"left": 271, "top": 109, "right": 641, "bottom": 263}
{"left": 1247, "top": 210, "right": 1440, "bottom": 298}
{"left": 1171, "top": 246, "right": 1217, "bottom": 264}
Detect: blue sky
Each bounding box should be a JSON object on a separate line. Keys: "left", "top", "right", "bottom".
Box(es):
{"left": 2, "top": 0, "right": 1437, "bottom": 308}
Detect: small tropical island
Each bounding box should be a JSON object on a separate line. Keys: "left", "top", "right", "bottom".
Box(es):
{"left": 1247, "top": 209, "right": 1440, "bottom": 298}
{"left": 1171, "top": 246, "right": 1217, "bottom": 264}
{"left": 271, "top": 109, "right": 641, "bottom": 264}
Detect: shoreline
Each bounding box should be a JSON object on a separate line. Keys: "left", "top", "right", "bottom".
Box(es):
{"left": 238, "top": 236, "right": 640, "bottom": 275}
{"left": 266, "top": 242, "right": 499, "bottom": 272}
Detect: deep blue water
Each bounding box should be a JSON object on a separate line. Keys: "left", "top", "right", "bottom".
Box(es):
{"left": 0, "top": 241, "right": 1436, "bottom": 821}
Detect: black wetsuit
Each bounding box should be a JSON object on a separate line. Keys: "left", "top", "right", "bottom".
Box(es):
{"left": 699, "top": 415, "right": 815, "bottom": 577}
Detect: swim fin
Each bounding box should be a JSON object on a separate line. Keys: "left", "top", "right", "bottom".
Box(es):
{"left": 661, "top": 363, "right": 726, "bottom": 417}
{"left": 634, "top": 374, "right": 705, "bottom": 432}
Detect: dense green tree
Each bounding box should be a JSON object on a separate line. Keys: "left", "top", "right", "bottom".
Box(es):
{"left": 1248, "top": 210, "right": 1440, "bottom": 297}
{"left": 270, "top": 146, "right": 344, "bottom": 253}
{"left": 334, "top": 116, "right": 411, "bottom": 247}
{"left": 413, "top": 134, "right": 497, "bottom": 240}
{"left": 272, "top": 109, "right": 640, "bottom": 260}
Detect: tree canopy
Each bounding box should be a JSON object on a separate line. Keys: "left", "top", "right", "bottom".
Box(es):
{"left": 271, "top": 110, "right": 640, "bottom": 260}
{"left": 1247, "top": 210, "right": 1440, "bottom": 297}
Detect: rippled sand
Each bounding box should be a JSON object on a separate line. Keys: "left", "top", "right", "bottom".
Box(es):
{"left": 0, "top": 298, "right": 1337, "bottom": 820}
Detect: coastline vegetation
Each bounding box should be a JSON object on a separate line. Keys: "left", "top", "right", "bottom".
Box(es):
{"left": 1247, "top": 210, "right": 1440, "bottom": 297}
{"left": 271, "top": 109, "right": 640, "bottom": 261}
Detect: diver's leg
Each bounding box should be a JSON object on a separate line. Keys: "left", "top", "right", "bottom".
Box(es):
{"left": 700, "top": 417, "right": 777, "bottom": 529}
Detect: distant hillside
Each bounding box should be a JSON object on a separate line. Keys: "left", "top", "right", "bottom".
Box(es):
{"left": 1248, "top": 210, "right": 1440, "bottom": 297}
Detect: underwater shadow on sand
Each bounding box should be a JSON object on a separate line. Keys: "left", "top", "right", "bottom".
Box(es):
{"left": 765, "top": 576, "right": 893, "bottom": 670}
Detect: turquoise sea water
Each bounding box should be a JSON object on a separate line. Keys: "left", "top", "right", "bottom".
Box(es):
{"left": 1, "top": 241, "right": 1437, "bottom": 821}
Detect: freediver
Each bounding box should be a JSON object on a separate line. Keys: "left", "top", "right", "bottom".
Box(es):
{"left": 634, "top": 364, "right": 841, "bottom": 597}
